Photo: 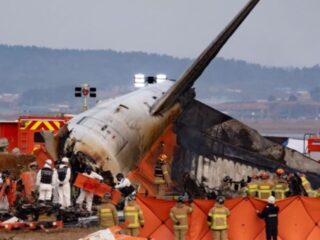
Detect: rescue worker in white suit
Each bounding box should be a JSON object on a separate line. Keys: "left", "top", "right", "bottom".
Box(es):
{"left": 57, "top": 157, "right": 71, "bottom": 209}
{"left": 76, "top": 166, "right": 103, "bottom": 212}
{"left": 36, "top": 159, "right": 58, "bottom": 204}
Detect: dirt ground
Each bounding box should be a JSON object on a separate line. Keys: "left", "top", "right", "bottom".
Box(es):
{"left": 0, "top": 227, "right": 100, "bottom": 240}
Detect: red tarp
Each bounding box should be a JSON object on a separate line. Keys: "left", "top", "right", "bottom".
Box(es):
{"left": 133, "top": 195, "right": 320, "bottom": 240}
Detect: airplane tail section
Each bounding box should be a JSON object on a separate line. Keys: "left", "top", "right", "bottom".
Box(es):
{"left": 150, "top": 0, "right": 260, "bottom": 115}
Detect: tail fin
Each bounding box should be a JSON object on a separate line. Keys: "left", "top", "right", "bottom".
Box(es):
{"left": 150, "top": 0, "right": 260, "bottom": 115}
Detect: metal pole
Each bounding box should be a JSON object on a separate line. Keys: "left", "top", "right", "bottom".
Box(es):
{"left": 83, "top": 95, "right": 88, "bottom": 112}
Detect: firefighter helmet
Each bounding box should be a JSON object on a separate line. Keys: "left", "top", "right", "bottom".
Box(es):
{"left": 104, "top": 192, "right": 112, "bottom": 199}
{"left": 268, "top": 196, "right": 276, "bottom": 204}
{"left": 159, "top": 154, "right": 168, "bottom": 161}
{"left": 177, "top": 196, "right": 185, "bottom": 203}
{"left": 128, "top": 194, "right": 136, "bottom": 201}
{"left": 216, "top": 196, "right": 225, "bottom": 204}
{"left": 223, "top": 175, "right": 231, "bottom": 182}
{"left": 45, "top": 159, "right": 52, "bottom": 165}
{"left": 116, "top": 173, "right": 124, "bottom": 180}
{"left": 62, "top": 157, "right": 69, "bottom": 164}
{"left": 260, "top": 171, "right": 269, "bottom": 179}
{"left": 276, "top": 168, "right": 284, "bottom": 175}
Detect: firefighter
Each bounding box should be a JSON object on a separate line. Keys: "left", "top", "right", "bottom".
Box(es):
{"left": 36, "top": 159, "right": 58, "bottom": 204}
{"left": 246, "top": 173, "right": 259, "bottom": 197}
{"left": 57, "top": 157, "right": 71, "bottom": 209}
{"left": 257, "top": 196, "right": 279, "bottom": 240}
{"left": 300, "top": 173, "right": 316, "bottom": 197}
{"left": 257, "top": 172, "right": 273, "bottom": 200}
{"left": 288, "top": 172, "right": 307, "bottom": 196}
{"left": 170, "top": 196, "right": 193, "bottom": 240}
{"left": 76, "top": 166, "right": 103, "bottom": 212}
{"left": 124, "top": 194, "right": 144, "bottom": 236}
{"left": 219, "top": 176, "right": 233, "bottom": 199}
{"left": 154, "top": 153, "right": 172, "bottom": 198}
{"left": 98, "top": 192, "right": 118, "bottom": 228}
{"left": 207, "top": 196, "right": 230, "bottom": 240}
{"left": 0, "top": 171, "right": 10, "bottom": 211}
{"left": 273, "top": 168, "right": 289, "bottom": 200}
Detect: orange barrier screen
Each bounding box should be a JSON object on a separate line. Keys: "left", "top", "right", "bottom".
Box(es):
{"left": 74, "top": 173, "right": 121, "bottom": 204}
{"left": 134, "top": 195, "right": 320, "bottom": 240}
{"left": 128, "top": 124, "right": 176, "bottom": 196}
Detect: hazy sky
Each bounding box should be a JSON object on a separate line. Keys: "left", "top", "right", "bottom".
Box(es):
{"left": 0, "top": 0, "right": 319, "bottom": 67}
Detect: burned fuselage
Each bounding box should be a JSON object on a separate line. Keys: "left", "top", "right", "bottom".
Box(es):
{"left": 43, "top": 0, "right": 320, "bottom": 191}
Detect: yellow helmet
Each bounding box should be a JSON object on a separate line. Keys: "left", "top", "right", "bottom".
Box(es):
{"left": 159, "top": 154, "right": 168, "bottom": 161}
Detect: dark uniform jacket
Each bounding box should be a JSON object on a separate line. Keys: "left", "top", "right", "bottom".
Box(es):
{"left": 258, "top": 203, "right": 279, "bottom": 228}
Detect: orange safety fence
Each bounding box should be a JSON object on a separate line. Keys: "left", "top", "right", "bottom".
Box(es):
{"left": 128, "top": 124, "right": 176, "bottom": 196}
{"left": 74, "top": 173, "right": 121, "bottom": 204}
{"left": 133, "top": 195, "right": 320, "bottom": 240}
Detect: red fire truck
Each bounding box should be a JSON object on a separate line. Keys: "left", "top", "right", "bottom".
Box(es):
{"left": 0, "top": 115, "right": 72, "bottom": 154}
{"left": 304, "top": 133, "right": 320, "bottom": 162}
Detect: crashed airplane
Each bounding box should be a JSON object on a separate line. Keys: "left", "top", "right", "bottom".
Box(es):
{"left": 43, "top": 0, "right": 320, "bottom": 192}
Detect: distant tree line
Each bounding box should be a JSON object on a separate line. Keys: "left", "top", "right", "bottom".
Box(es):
{"left": 0, "top": 44, "right": 319, "bottom": 107}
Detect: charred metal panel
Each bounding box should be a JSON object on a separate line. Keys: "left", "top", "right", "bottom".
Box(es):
{"left": 172, "top": 100, "right": 320, "bottom": 188}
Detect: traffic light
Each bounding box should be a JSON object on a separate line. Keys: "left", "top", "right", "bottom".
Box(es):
{"left": 74, "top": 84, "right": 97, "bottom": 111}
{"left": 74, "top": 85, "right": 97, "bottom": 98}
{"left": 75, "top": 87, "right": 82, "bottom": 97}
{"left": 90, "top": 87, "right": 96, "bottom": 98}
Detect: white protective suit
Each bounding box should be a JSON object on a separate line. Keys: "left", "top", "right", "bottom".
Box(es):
{"left": 76, "top": 171, "right": 103, "bottom": 212}
{"left": 57, "top": 164, "right": 71, "bottom": 209}
{"left": 115, "top": 177, "right": 131, "bottom": 190}
{"left": 36, "top": 163, "right": 58, "bottom": 201}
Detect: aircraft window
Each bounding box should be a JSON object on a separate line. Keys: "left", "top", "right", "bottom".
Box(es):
{"left": 101, "top": 125, "right": 108, "bottom": 131}
{"left": 152, "top": 96, "right": 157, "bottom": 99}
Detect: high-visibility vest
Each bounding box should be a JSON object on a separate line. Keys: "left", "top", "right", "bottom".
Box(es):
{"left": 170, "top": 205, "right": 192, "bottom": 230}
{"left": 99, "top": 207, "right": 116, "bottom": 228}
{"left": 257, "top": 184, "right": 272, "bottom": 199}
{"left": 273, "top": 183, "right": 288, "bottom": 200}
{"left": 124, "top": 205, "right": 143, "bottom": 228}
{"left": 208, "top": 207, "right": 229, "bottom": 230}
{"left": 154, "top": 161, "right": 171, "bottom": 185}
{"left": 247, "top": 183, "right": 258, "bottom": 197}
{"left": 301, "top": 176, "right": 317, "bottom": 197}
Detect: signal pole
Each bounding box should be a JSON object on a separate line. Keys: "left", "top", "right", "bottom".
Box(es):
{"left": 75, "top": 83, "right": 97, "bottom": 112}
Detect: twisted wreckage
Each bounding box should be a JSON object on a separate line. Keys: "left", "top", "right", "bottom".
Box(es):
{"left": 2, "top": 0, "right": 319, "bottom": 200}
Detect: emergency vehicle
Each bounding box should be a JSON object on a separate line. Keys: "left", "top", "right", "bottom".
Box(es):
{"left": 304, "top": 133, "right": 320, "bottom": 162}
{"left": 0, "top": 115, "right": 72, "bottom": 154}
